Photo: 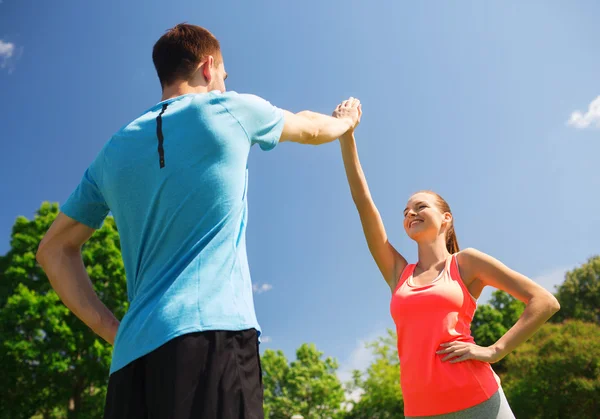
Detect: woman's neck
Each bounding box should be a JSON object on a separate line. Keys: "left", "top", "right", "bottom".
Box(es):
{"left": 416, "top": 238, "right": 451, "bottom": 271}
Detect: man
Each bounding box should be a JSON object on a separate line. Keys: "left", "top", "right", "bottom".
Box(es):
{"left": 36, "top": 23, "right": 360, "bottom": 419}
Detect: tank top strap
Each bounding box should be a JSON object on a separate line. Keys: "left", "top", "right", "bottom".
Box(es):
{"left": 435, "top": 254, "right": 453, "bottom": 284}
{"left": 449, "top": 253, "right": 477, "bottom": 303}
{"left": 444, "top": 253, "right": 453, "bottom": 274}
{"left": 394, "top": 263, "right": 416, "bottom": 293}
{"left": 449, "top": 253, "right": 460, "bottom": 279}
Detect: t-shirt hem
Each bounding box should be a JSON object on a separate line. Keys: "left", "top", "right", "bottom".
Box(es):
{"left": 259, "top": 108, "right": 285, "bottom": 151}
{"left": 109, "top": 323, "right": 261, "bottom": 375}
{"left": 60, "top": 204, "right": 104, "bottom": 230}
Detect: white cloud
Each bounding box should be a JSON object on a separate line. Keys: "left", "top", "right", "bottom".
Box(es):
{"left": 252, "top": 283, "right": 273, "bottom": 294}
{"left": 567, "top": 96, "right": 600, "bottom": 129}
{"left": 532, "top": 266, "right": 568, "bottom": 293}
{"left": 337, "top": 338, "right": 375, "bottom": 384}
{"left": 0, "top": 40, "right": 14, "bottom": 60}
{"left": 260, "top": 336, "right": 272, "bottom": 344}
{"left": 0, "top": 40, "right": 21, "bottom": 73}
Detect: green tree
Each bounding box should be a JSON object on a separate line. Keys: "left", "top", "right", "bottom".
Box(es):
{"left": 502, "top": 320, "right": 600, "bottom": 418}
{"left": 471, "top": 290, "right": 525, "bottom": 373}
{"left": 471, "top": 304, "right": 507, "bottom": 348}
{"left": 344, "top": 330, "right": 404, "bottom": 419}
{"left": 472, "top": 290, "right": 525, "bottom": 348}
{"left": 0, "top": 202, "right": 127, "bottom": 418}
{"left": 553, "top": 255, "right": 600, "bottom": 324}
{"left": 262, "top": 343, "right": 345, "bottom": 419}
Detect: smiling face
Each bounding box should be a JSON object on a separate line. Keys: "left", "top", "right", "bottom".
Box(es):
{"left": 403, "top": 192, "right": 453, "bottom": 245}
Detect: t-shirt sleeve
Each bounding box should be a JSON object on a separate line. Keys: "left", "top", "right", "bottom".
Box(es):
{"left": 61, "top": 158, "right": 110, "bottom": 230}
{"left": 228, "top": 93, "right": 285, "bottom": 151}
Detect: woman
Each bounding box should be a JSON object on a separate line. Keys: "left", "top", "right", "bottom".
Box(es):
{"left": 334, "top": 98, "right": 560, "bottom": 418}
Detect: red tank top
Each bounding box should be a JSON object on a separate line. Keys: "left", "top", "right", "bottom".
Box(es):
{"left": 390, "top": 255, "right": 499, "bottom": 416}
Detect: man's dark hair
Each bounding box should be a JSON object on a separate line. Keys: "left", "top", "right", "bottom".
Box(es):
{"left": 152, "top": 23, "right": 221, "bottom": 88}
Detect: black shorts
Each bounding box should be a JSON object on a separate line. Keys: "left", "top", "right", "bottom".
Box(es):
{"left": 103, "top": 329, "right": 263, "bottom": 419}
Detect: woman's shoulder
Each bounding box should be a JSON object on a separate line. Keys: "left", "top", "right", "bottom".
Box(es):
{"left": 455, "top": 248, "right": 497, "bottom": 283}
{"left": 388, "top": 258, "right": 413, "bottom": 293}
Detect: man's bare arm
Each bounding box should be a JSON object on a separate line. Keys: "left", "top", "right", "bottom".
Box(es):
{"left": 279, "top": 98, "right": 360, "bottom": 145}
{"left": 36, "top": 213, "right": 119, "bottom": 344}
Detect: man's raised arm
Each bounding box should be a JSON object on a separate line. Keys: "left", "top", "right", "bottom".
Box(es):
{"left": 280, "top": 97, "right": 360, "bottom": 145}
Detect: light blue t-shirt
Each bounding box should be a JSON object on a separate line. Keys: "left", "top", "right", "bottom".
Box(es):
{"left": 61, "top": 91, "right": 285, "bottom": 374}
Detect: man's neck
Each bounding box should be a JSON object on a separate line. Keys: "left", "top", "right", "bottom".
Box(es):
{"left": 161, "top": 83, "right": 209, "bottom": 101}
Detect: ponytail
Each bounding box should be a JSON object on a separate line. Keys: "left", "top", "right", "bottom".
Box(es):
{"left": 446, "top": 224, "right": 460, "bottom": 254}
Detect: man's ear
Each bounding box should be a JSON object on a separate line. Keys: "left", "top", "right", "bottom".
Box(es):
{"left": 201, "top": 56, "right": 214, "bottom": 83}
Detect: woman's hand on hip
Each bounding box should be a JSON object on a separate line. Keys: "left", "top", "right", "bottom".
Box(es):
{"left": 437, "top": 341, "right": 503, "bottom": 364}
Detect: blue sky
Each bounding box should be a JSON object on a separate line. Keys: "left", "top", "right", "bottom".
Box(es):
{"left": 1, "top": 0, "right": 599, "bottom": 378}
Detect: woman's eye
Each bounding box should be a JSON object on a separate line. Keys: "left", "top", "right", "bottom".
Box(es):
{"left": 419, "top": 205, "right": 427, "bottom": 210}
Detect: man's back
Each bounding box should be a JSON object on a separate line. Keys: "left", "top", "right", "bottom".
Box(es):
{"left": 62, "top": 91, "right": 284, "bottom": 373}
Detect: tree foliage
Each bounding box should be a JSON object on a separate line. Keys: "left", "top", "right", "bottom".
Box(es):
{"left": 0, "top": 203, "right": 127, "bottom": 418}
{"left": 502, "top": 320, "right": 600, "bottom": 418}
{"left": 472, "top": 289, "right": 525, "bottom": 348}
{"left": 262, "top": 343, "right": 345, "bottom": 419}
{"left": 344, "top": 330, "right": 404, "bottom": 419}
{"left": 553, "top": 256, "right": 600, "bottom": 324}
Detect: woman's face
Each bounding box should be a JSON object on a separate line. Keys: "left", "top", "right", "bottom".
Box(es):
{"left": 403, "top": 192, "right": 451, "bottom": 243}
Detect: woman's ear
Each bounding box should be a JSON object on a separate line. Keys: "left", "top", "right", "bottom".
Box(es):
{"left": 443, "top": 212, "right": 453, "bottom": 226}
